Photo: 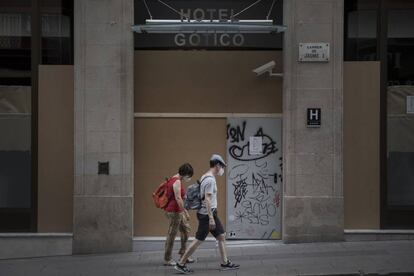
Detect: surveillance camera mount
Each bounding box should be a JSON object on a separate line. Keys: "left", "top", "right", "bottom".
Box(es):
{"left": 269, "top": 72, "right": 283, "bottom": 77}
{"left": 252, "top": 60, "right": 283, "bottom": 77}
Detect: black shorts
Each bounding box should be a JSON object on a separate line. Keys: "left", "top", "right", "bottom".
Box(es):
{"left": 195, "top": 209, "right": 225, "bottom": 241}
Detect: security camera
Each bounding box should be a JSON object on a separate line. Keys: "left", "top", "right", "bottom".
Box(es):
{"left": 252, "top": 61, "right": 283, "bottom": 77}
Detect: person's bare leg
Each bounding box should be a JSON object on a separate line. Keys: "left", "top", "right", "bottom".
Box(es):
{"left": 217, "top": 234, "right": 228, "bottom": 264}
{"left": 179, "top": 239, "right": 202, "bottom": 264}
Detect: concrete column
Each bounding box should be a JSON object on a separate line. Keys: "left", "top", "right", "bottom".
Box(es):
{"left": 282, "top": 0, "right": 344, "bottom": 242}
{"left": 73, "top": 0, "right": 134, "bottom": 254}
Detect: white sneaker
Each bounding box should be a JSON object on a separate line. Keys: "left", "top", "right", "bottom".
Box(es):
{"left": 179, "top": 255, "right": 195, "bottom": 264}
{"left": 164, "top": 260, "right": 177, "bottom": 266}
{"left": 186, "top": 257, "right": 195, "bottom": 264}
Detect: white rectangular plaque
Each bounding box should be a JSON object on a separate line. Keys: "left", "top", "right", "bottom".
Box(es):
{"left": 299, "top": 43, "right": 330, "bottom": 62}
{"left": 249, "top": 136, "right": 263, "bottom": 155}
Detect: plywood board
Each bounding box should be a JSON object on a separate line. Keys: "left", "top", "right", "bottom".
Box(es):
{"left": 344, "top": 61, "right": 380, "bottom": 229}
{"left": 134, "top": 50, "right": 283, "bottom": 114}
{"left": 38, "top": 65, "right": 74, "bottom": 232}
{"left": 134, "top": 118, "right": 227, "bottom": 236}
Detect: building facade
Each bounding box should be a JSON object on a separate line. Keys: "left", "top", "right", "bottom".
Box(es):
{"left": 0, "top": 0, "right": 413, "bottom": 258}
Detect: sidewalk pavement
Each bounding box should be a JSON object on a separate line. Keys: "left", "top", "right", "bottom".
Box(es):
{"left": 0, "top": 240, "right": 413, "bottom": 276}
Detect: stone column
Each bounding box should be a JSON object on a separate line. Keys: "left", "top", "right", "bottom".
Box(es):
{"left": 282, "top": 0, "right": 344, "bottom": 242}
{"left": 73, "top": 0, "right": 134, "bottom": 254}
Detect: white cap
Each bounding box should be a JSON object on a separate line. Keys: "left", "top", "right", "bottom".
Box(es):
{"left": 210, "top": 154, "right": 227, "bottom": 167}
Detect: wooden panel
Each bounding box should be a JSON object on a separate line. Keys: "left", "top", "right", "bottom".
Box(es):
{"left": 344, "top": 61, "right": 380, "bottom": 229}
{"left": 134, "top": 50, "right": 283, "bottom": 114}
{"left": 38, "top": 65, "right": 74, "bottom": 232}
{"left": 134, "top": 118, "right": 226, "bottom": 236}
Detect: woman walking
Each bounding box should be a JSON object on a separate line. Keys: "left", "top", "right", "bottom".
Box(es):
{"left": 164, "top": 163, "right": 195, "bottom": 266}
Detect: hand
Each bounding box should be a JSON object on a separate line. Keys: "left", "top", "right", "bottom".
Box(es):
{"left": 184, "top": 211, "right": 190, "bottom": 221}
{"left": 209, "top": 217, "right": 216, "bottom": 231}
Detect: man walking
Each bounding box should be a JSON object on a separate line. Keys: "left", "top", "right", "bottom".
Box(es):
{"left": 174, "top": 154, "right": 240, "bottom": 274}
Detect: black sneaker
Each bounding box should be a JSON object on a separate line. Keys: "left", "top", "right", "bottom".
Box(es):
{"left": 220, "top": 260, "right": 240, "bottom": 271}
{"left": 174, "top": 263, "right": 194, "bottom": 274}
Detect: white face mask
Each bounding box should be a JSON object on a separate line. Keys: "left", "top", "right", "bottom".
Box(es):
{"left": 218, "top": 167, "right": 225, "bottom": 176}
{"left": 183, "top": 177, "right": 192, "bottom": 183}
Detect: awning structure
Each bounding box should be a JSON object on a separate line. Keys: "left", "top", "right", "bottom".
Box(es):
{"left": 132, "top": 19, "right": 287, "bottom": 34}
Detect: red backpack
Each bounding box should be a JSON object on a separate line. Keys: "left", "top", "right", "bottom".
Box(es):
{"left": 152, "top": 178, "right": 170, "bottom": 209}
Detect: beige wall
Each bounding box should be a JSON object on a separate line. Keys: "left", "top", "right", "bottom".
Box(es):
{"left": 35, "top": 51, "right": 284, "bottom": 235}
{"left": 134, "top": 118, "right": 227, "bottom": 236}
{"left": 135, "top": 50, "right": 283, "bottom": 113}
{"left": 38, "top": 65, "right": 74, "bottom": 232}
{"left": 344, "top": 61, "right": 380, "bottom": 229}
{"left": 34, "top": 56, "right": 382, "bottom": 233}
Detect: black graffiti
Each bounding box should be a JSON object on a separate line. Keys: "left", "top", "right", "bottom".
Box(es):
{"left": 235, "top": 210, "right": 248, "bottom": 223}
{"left": 256, "top": 160, "right": 268, "bottom": 170}
{"left": 232, "top": 173, "right": 278, "bottom": 226}
{"left": 269, "top": 159, "right": 283, "bottom": 184}
{"left": 233, "top": 177, "right": 248, "bottom": 208}
{"left": 251, "top": 173, "right": 275, "bottom": 195}
{"left": 231, "top": 168, "right": 275, "bottom": 199}
{"left": 269, "top": 173, "right": 283, "bottom": 184}
{"left": 249, "top": 192, "right": 270, "bottom": 204}
{"left": 262, "top": 229, "right": 277, "bottom": 239}
{"left": 227, "top": 121, "right": 246, "bottom": 143}
{"left": 227, "top": 123, "right": 281, "bottom": 229}
{"left": 256, "top": 127, "right": 278, "bottom": 157}
{"left": 228, "top": 126, "right": 278, "bottom": 161}
{"left": 235, "top": 199, "right": 277, "bottom": 226}
{"left": 229, "top": 164, "right": 249, "bottom": 180}
{"left": 269, "top": 173, "right": 278, "bottom": 184}
{"left": 278, "top": 156, "right": 283, "bottom": 183}
{"left": 235, "top": 209, "right": 270, "bottom": 225}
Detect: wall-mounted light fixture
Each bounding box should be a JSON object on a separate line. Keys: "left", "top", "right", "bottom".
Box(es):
{"left": 132, "top": 19, "right": 287, "bottom": 34}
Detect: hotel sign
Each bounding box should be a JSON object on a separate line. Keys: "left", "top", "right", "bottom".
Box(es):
{"left": 134, "top": 0, "right": 283, "bottom": 49}
{"left": 299, "top": 43, "right": 330, "bottom": 62}
{"left": 307, "top": 108, "right": 321, "bottom": 128}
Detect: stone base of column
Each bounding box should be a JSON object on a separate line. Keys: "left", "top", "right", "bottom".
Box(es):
{"left": 73, "top": 196, "right": 133, "bottom": 254}
{"left": 283, "top": 197, "right": 344, "bottom": 243}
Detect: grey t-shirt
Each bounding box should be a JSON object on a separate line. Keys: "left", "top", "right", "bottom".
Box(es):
{"left": 198, "top": 173, "right": 218, "bottom": 215}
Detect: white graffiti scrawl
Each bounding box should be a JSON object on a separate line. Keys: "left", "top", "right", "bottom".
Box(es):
{"left": 226, "top": 118, "right": 282, "bottom": 240}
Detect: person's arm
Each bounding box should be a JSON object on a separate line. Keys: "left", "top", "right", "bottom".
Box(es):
{"left": 173, "top": 180, "right": 190, "bottom": 220}
{"left": 203, "top": 182, "right": 216, "bottom": 230}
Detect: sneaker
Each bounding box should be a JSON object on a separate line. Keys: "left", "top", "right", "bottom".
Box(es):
{"left": 164, "top": 260, "right": 177, "bottom": 266}
{"left": 179, "top": 255, "right": 195, "bottom": 264}
{"left": 174, "top": 263, "right": 194, "bottom": 274}
{"left": 186, "top": 257, "right": 195, "bottom": 264}
{"left": 220, "top": 260, "right": 240, "bottom": 271}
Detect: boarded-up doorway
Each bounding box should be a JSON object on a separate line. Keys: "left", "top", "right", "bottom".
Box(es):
{"left": 134, "top": 50, "right": 283, "bottom": 237}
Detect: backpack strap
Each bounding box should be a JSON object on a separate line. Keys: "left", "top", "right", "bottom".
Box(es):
{"left": 198, "top": 175, "right": 213, "bottom": 200}
{"left": 199, "top": 175, "right": 213, "bottom": 185}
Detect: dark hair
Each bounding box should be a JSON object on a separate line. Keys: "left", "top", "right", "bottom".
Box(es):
{"left": 178, "top": 163, "right": 194, "bottom": 177}
{"left": 210, "top": 159, "right": 224, "bottom": 168}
